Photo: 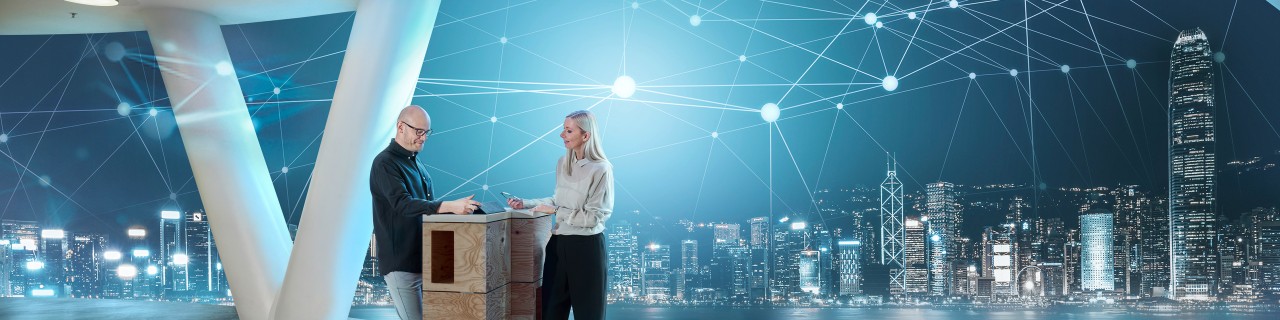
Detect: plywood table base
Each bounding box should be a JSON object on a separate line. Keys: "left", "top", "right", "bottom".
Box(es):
{"left": 423, "top": 211, "right": 548, "bottom": 320}
{"left": 423, "top": 284, "right": 508, "bottom": 320}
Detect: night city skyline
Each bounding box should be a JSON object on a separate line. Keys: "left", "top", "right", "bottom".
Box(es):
{"left": 0, "top": 0, "right": 1276, "bottom": 239}
{"left": 1, "top": 0, "right": 1280, "bottom": 318}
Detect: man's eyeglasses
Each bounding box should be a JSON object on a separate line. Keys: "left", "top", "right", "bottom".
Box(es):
{"left": 401, "top": 121, "right": 431, "bottom": 137}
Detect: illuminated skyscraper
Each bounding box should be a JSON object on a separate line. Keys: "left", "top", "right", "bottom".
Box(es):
{"left": 727, "top": 244, "right": 751, "bottom": 298}
{"left": 771, "top": 219, "right": 808, "bottom": 299}
{"left": 39, "top": 229, "right": 67, "bottom": 295}
{"left": 159, "top": 210, "right": 186, "bottom": 293}
{"left": 66, "top": 233, "right": 106, "bottom": 298}
{"left": 711, "top": 224, "right": 740, "bottom": 298}
{"left": 836, "top": 239, "right": 861, "bottom": 297}
{"left": 642, "top": 243, "right": 672, "bottom": 302}
{"left": 1081, "top": 211, "right": 1115, "bottom": 292}
{"left": 1167, "top": 27, "right": 1218, "bottom": 300}
{"left": 902, "top": 217, "right": 927, "bottom": 295}
{"left": 1140, "top": 196, "right": 1171, "bottom": 297}
{"left": 880, "top": 155, "right": 905, "bottom": 294}
{"left": 925, "top": 181, "right": 960, "bottom": 296}
{"left": 747, "top": 217, "right": 770, "bottom": 301}
{"left": 1112, "top": 186, "right": 1145, "bottom": 296}
{"left": 983, "top": 224, "right": 1016, "bottom": 297}
{"left": 607, "top": 222, "right": 641, "bottom": 300}
{"left": 799, "top": 248, "right": 820, "bottom": 295}
{"left": 679, "top": 239, "right": 698, "bottom": 300}
{"left": 2, "top": 220, "right": 39, "bottom": 296}
{"left": 186, "top": 210, "right": 213, "bottom": 293}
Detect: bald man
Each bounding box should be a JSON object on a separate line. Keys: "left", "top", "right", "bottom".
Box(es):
{"left": 370, "top": 105, "right": 479, "bottom": 320}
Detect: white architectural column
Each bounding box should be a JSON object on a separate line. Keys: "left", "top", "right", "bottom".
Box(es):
{"left": 273, "top": 0, "right": 442, "bottom": 319}
{"left": 142, "top": 8, "right": 293, "bottom": 320}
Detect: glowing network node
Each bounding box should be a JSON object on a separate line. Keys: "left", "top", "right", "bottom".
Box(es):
{"left": 104, "top": 41, "right": 126, "bottom": 62}
{"left": 875, "top": 22, "right": 884, "bottom": 29}
{"left": 38, "top": 175, "right": 51, "bottom": 188}
{"left": 864, "top": 13, "right": 877, "bottom": 25}
{"left": 1009, "top": 68, "right": 1018, "bottom": 77}
{"left": 739, "top": 54, "right": 747, "bottom": 62}
{"left": 490, "top": 116, "right": 498, "bottom": 123}
{"left": 0, "top": 134, "right": 8, "bottom": 143}
{"left": 882, "top": 75, "right": 898, "bottom": 91}
{"left": 117, "top": 102, "right": 130, "bottom": 116}
{"left": 482, "top": 184, "right": 489, "bottom": 191}
{"left": 499, "top": 37, "right": 508, "bottom": 44}
{"left": 836, "top": 103, "right": 844, "bottom": 110}
{"left": 1214, "top": 51, "right": 1226, "bottom": 63}
{"left": 761, "top": 103, "right": 780, "bottom": 123}
{"left": 631, "top": 1, "right": 638, "bottom": 9}
{"left": 612, "top": 75, "right": 636, "bottom": 98}
{"left": 215, "top": 61, "right": 234, "bottom": 76}
{"left": 169, "top": 192, "right": 177, "bottom": 201}
{"left": 1126, "top": 59, "right": 1137, "bottom": 69}
{"left": 149, "top": 108, "right": 158, "bottom": 117}
{"left": 968, "top": 72, "right": 976, "bottom": 80}
{"left": 950, "top": 0, "right": 959, "bottom": 8}
{"left": 1061, "top": 64, "right": 1070, "bottom": 73}
{"left": 711, "top": 131, "right": 719, "bottom": 139}
{"left": 281, "top": 166, "right": 289, "bottom": 174}
{"left": 908, "top": 12, "right": 917, "bottom": 19}
{"left": 273, "top": 87, "right": 281, "bottom": 95}
{"left": 689, "top": 15, "right": 701, "bottom": 27}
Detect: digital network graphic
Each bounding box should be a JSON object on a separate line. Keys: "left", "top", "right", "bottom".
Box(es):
{"left": 0, "top": 0, "right": 1279, "bottom": 309}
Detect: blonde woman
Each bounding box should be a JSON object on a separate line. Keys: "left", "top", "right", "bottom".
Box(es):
{"left": 508, "top": 110, "right": 613, "bottom": 320}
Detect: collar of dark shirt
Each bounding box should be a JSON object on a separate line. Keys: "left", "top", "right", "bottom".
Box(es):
{"left": 386, "top": 139, "right": 417, "bottom": 161}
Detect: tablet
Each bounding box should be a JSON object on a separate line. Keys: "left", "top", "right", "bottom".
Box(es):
{"left": 475, "top": 201, "right": 507, "bottom": 215}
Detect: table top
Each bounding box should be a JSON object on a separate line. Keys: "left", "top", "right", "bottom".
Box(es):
{"left": 421, "top": 208, "right": 549, "bottom": 223}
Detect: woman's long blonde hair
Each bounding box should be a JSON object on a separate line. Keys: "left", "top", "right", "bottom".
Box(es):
{"left": 564, "top": 110, "right": 607, "bottom": 176}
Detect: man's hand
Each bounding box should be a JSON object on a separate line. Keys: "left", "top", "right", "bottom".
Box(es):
{"left": 440, "top": 195, "right": 480, "bottom": 215}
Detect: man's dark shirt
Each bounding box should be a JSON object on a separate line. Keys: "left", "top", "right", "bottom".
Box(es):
{"left": 371, "top": 139, "right": 442, "bottom": 276}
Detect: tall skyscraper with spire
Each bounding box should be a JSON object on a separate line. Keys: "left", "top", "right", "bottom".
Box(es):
{"left": 1167, "top": 27, "right": 1218, "bottom": 300}
{"left": 880, "top": 154, "right": 906, "bottom": 295}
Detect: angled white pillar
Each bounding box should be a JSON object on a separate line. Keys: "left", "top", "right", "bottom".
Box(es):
{"left": 272, "top": 0, "right": 442, "bottom": 319}
{"left": 142, "top": 7, "right": 293, "bottom": 320}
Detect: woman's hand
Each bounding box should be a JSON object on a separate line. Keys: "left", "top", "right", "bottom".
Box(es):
{"left": 507, "top": 198, "right": 525, "bottom": 209}
{"left": 533, "top": 204, "right": 557, "bottom": 214}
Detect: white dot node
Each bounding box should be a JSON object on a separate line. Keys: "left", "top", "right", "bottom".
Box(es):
{"left": 761, "top": 103, "right": 780, "bottom": 123}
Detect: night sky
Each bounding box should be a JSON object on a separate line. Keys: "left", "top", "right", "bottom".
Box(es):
{"left": 0, "top": 0, "right": 1277, "bottom": 236}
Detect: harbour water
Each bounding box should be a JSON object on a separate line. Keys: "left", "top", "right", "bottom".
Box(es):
{"left": 599, "top": 306, "right": 1280, "bottom": 320}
